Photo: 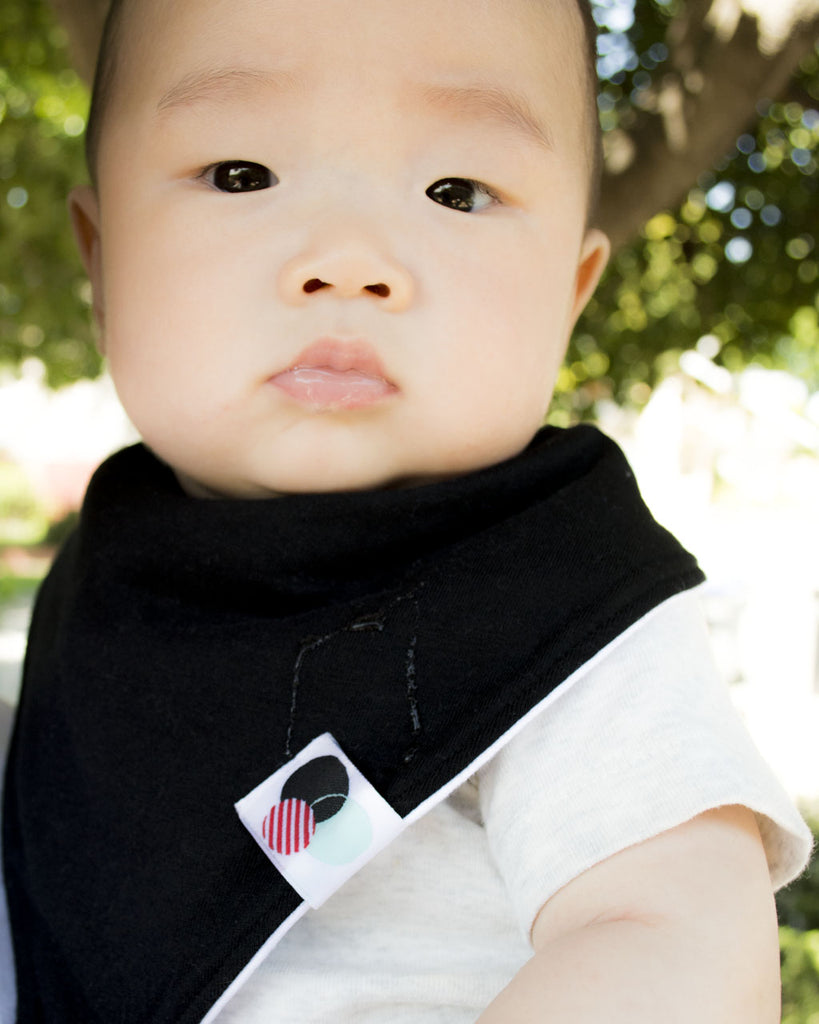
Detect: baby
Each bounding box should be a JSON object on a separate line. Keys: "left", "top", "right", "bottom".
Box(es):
{"left": 1, "top": 0, "right": 811, "bottom": 1022}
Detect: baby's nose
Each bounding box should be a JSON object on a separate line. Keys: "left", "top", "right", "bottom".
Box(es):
{"left": 279, "top": 240, "right": 414, "bottom": 311}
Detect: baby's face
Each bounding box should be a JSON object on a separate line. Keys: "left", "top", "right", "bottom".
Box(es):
{"left": 72, "top": 0, "right": 608, "bottom": 498}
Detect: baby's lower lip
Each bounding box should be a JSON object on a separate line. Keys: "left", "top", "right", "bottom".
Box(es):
{"left": 269, "top": 366, "right": 398, "bottom": 409}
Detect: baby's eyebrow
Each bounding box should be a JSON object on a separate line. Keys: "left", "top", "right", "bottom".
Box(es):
{"left": 416, "top": 82, "right": 554, "bottom": 154}
{"left": 154, "top": 66, "right": 553, "bottom": 156}
{"left": 155, "top": 66, "right": 306, "bottom": 116}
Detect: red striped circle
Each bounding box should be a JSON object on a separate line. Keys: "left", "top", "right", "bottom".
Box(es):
{"left": 263, "top": 798, "right": 316, "bottom": 855}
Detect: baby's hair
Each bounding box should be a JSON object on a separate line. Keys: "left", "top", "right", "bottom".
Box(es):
{"left": 84, "top": 0, "right": 126, "bottom": 188}
{"left": 84, "top": 0, "right": 603, "bottom": 222}
{"left": 574, "top": 0, "right": 604, "bottom": 223}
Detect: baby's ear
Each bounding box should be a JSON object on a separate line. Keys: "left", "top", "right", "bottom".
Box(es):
{"left": 68, "top": 185, "right": 106, "bottom": 349}
{"left": 570, "top": 228, "right": 610, "bottom": 326}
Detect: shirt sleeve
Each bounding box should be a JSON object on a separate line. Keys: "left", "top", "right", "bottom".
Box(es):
{"left": 477, "top": 588, "right": 813, "bottom": 941}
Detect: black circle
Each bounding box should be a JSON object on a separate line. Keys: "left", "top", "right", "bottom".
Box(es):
{"left": 282, "top": 756, "right": 349, "bottom": 823}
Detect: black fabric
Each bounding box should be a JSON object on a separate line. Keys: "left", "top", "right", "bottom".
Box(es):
{"left": 3, "top": 425, "right": 704, "bottom": 1023}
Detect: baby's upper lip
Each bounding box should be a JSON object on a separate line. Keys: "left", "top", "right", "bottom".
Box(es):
{"left": 280, "top": 338, "right": 394, "bottom": 383}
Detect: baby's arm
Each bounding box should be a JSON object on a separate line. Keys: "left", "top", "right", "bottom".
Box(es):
{"left": 477, "top": 804, "right": 779, "bottom": 1023}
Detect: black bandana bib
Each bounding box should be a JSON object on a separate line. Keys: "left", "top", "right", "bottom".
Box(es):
{"left": 4, "top": 425, "right": 703, "bottom": 1023}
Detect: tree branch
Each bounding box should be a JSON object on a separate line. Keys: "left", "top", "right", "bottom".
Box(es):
{"left": 667, "top": 0, "right": 717, "bottom": 76}
{"left": 48, "top": 0, "right": 108, "bottom": 84}
{"left": 598, "top": 12, "right": 819, "bottom": 250}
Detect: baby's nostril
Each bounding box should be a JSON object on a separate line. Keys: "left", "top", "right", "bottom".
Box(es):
{"left": 302, "top": 279, "right": 390, "bottom": 296}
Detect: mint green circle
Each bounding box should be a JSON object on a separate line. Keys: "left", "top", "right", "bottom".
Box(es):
{"left": 307, "top": 798, "right": 372, "bottom": 866}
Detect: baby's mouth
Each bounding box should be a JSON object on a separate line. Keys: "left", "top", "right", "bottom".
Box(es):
{"left": 268, "top": 339, "right": 398, "bottom": 410}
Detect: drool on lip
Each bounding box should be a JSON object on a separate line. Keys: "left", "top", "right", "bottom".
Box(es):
{"left": 268, "top": 339, "right": 398, "bottom": 410}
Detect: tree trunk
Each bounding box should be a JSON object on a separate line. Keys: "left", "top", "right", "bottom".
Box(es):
{"left": 48, "top": 0, "right": 108, "bottom": 85}
{"left": 598, "top": 10, "right": 819, "bottom": 249}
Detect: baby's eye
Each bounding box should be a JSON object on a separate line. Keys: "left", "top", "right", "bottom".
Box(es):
{"left": 425, "top": 178, "right": 499, "bottom": 213}
{"left": 202, "top": 161, "right": 278, "bottom": 193}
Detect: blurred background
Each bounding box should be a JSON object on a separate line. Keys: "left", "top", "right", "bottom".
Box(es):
{"left": 1, "top": 0, "right": 819, "bottom": 1014}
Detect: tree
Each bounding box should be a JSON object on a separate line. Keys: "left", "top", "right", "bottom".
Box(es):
{"left": 0, "top": 0, "right": 817, "bottom": 406}
{"left": 564, "top": 0, "right": 819, "bottom": 414}
{"left": 0, "top": 0, "right": 97, "bottom": 386}
{"left": 598, "top": 0, "right": 819, "bottom": 249}
{"left": 45, "top": 0, "right": 106, "bottom": 88}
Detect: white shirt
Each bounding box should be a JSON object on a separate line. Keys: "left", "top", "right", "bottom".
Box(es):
{"left": 1, "top": 590, "right": 812, "bottom": 1024}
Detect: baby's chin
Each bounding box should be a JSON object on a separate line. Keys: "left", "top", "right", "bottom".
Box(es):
{"left": 172, "top": 470, "right": 240, "bottom": 500}
{"left": 162, "top": 425, "right": 545, "bottom": 500}
{"left": 172, "top": 465, "right": 461, "bottom": 501}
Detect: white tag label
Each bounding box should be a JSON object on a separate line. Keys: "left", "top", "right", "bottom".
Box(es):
{"left": 235, "top": 734, "right": 405, "bottom": 908}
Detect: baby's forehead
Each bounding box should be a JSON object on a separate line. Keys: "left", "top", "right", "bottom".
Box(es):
{"left": 119, "top": 0, "right": 582, "bottom": 77}
{"left": 118, "top": 3, "right": 581, "bottom": 126}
